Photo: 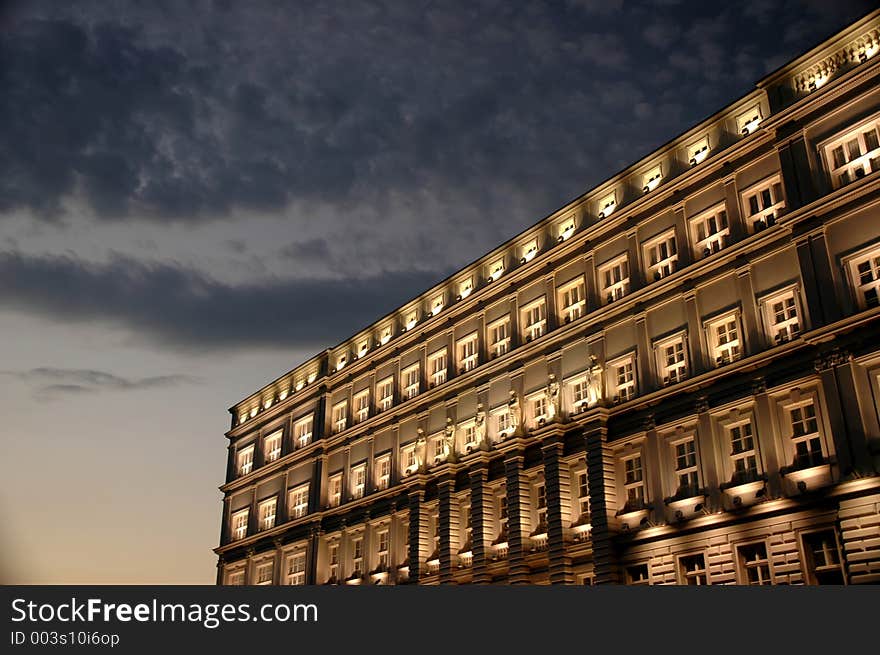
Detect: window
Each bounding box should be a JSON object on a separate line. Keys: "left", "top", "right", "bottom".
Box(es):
{"left": 294, "top": 416, "right": 313, "bottom": 448}
{"left": 369, "top": 454, "right": 389, "bottom": 492}
{"left": 570, "top": 376, "right": 590, "bottom": 412}
{"left": 487, "top": 258, "right": 505, "bottom": 282}
{"left": 380, "top": 325, "right": 393, "bottom": 345}
{"left": 737, "top": 542, "right": 772, "bottom": 585}
{"left": 622, "top": 455, "right": 646, "bottom": 512}
{"left": 691, "top": 204, "right": 729, "bottom": 258}
{"left": 520, "top": 238, "right": 539, "bottom": 264}
{"left": 357, "top": 339, "right": 369, "bottom": 358}
{"left": 430, "top": 294, "right": 445, "bottom": 316}
{"left": 845, "top": 245, "right": 880, "bottom": 310}
{"left": 489, "top": 317, "right": 511, "bottom": 358}
{"left": 535, "top": 483, "right": 547, "bottom": 529}
{"left": 458, "top": 276, "right": 474, "bottom": 300}
{"left": 644, "top": 231, "right": 678, "bottom": 281}
{"left": 431, "top": 435, "right": 447, "bottom": 463}
{"left": 801, "top": 529, "right": 845, "bottom": 584}
{"left": 728, "top": 418, "right": 760, "bottom": 485}
{"left": 557, "top": 216, "right": 576, "bottom": 242}
{"left": 401, "top": 364, "right": 420, "bottom": 400}
{"left": 736, "top": 105, "right": 762, "bottom": 136}
{"left": 401, "top": 443, "right": 418, "bottom": 475}
{"left": 787, "top": 398, "right": 824, "bottom": 469}
{"left": 608, "top": 354, "right": 636, "bottom": 403}
{"left": 760, "top": 288, "right": 801, "bottom": 344}
{"left": 377, "top": 377, "right": 394, "bottom": 412}
{"left": 351, "top": 463, "right": 367, "bottom": 500}
{"left": 335, "top": 353, "right": 347, "bottom": 372}
{"left": 598, "top": 254, "right": 630, "bottom": 304}
{"left": 226, "top": 570, "right": 245, "bottom": 586}
{"left": 679, "top": 553, "right": 708, "bottom": 585}
{"left": 672, "top": 437, "right": 700, "bottom": 498}
{"left": 286, "top": 552, "right": 306, "bottom": 585}
{"left": 351, "top": 537, "right": 364, "bottom": 576}
{"left": 531, "top": 393, "right": 548, "bottom": 426}
{"left": 258, "top": 497, "right": 277, "bottom": 531}
{"left": 493, "top": 406, "right": 513, "bottom": 441}
{"left": 576, "top": 471, "right": 590, "bottom": 517}
{"left": 332, "top": 401, "right": 347, "bottom": 434}
{"left": 558, "top": 277, "right": 586, "bottom": 324}
{"left": 263, "top": 430, "right": 282, "bottom": 463}
{"left": 237, "top": 445, "right": 254, "bottom": 477}
{"left": 376, "top": 529, "right": 390, "bottom": 570}
{"left": 231, "top": 509, "right": 249, "bottom": 541}
{"left": 255, "top": 561, "right": 274, "bottom": 585}
{"left": 742, "top": 176, "right": 785, "bottom": 232}
{"left": 328, "top": 473, "right": 342, "bottom": 508}
{"left": 403, "top": 310, "right": 418, "bottom": 332}
{"left": 655, "top": 333, "right": 688, "bottom": 385}
{"left": 597, "top": 191, "right": 616, "bottom": 218}
{"left": 642, "top": 164, "right": 662, "bottom": 194}
{"left": 462, "top": 421, "right": 478, "bottom": 452}
{"left": 822, "top": 118, "right": 880, "bottom": 189}
{"left": 625, "top": 563, "right": 650, "bottom": 585}
{"left": 353, "top": 390, "right": 370, "bottom": 424}
{"left": 522, "top": 298, "right": 547, "bottom": 342}
{"left": 706, "top": 312, "right": 743, "bottom": 366}
{"left": 458, "top": 333, "right": 479, "bottom": 372}
{"left": 428, "top": 349, "right": 447, "bottom": 388}
{"left": 688, "top": 136, "right": 710, "bottom": 166}
{"left": 289, "top": 484, "right": 310, "bottom": 519}
{"left": 328, "top": 543, "right": 340, "bottom": 581}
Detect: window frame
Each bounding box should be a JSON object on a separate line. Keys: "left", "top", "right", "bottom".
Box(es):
{"left": 690, "top": 203, "right": 729, "bottom": 259}
{"left": 263, "top": 429, "right": 283, "bottom": 464}
{"left": 736, "top": 541, "right": 774, "bottom": 585}
{"left": 758, "top": 285, "right": 803, "bottom": 346}
{"left": 288, "top": 483, "right": 310, "bottom": 520}
{"left": 741, "top": 174, "right": 786, "bottom": 232}
{"left": 457, "top": 332, "right": 479, "bottom": 373}
{"left": 237, "top": 444, "right": 254, "bottom": 477}
{"left": 401, "top": 363, "right": 421, "bottom": 401}
{"left": 428, "top": 348, "right": 448, "bottom": 388}
{"left": 350, "top": 462, "right": 367, "bottom": 500}
{"left": 607, "top": 352, "right": 637, "bottom": 404}
{"left": 557, "top": 276, "right": 586, "bottom": 324}
{"left": 488, "top": 316, "right": 511, "bottom": 359}
{"left": 643, "top": 229, "right": 678, "bottom": 281}
{"left": 521, "top": 297, "right": 548, "bottom": 342}
{"left": 704, "top": 310, "right": 744, "bottom": 367}
{"left": 353, "top": 388, "right": 370, "bottom": 424}
{"left": 377, "top": 376, "right": 394, "bottom": 412}
{"left": 597, "top": 253, "right": 630, "bottom": 305}
{"left": 843, "top": 242, "right": 880, "bottom": 311}
{"left": 231, "top": 508, "right": 249, "bottom": 541}
{"left": 293, "top": 415, "right": 313, "bottom": 449}
{"left": 328, "top": 473, "right": 343, "bottom": 508}
{"left": 331, "top": 400, "right": 348, "bottom": 435}
{"left": 818, "top": 114, "right": 880, "bottom": 190}
{"left": 257, "top": 496, "right": 277, "bottom": 532}
{"left": 654, "top": 331, "right": 689, "bottom": 386}
{"left": 375, "top": 453, "right": 392, "bottom": 491}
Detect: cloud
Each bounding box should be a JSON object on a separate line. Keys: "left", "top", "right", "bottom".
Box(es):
{"left": 3, "top": 367, "right": 201, "bottom": 398}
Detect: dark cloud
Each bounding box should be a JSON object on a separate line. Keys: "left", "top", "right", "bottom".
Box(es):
{"left": 3, "top": 367, "right": 201, "bottom": 397}
{"left": 0, "top": 250, "right": 447, "bottom": 351}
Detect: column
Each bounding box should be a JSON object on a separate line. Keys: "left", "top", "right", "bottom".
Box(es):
{"left": 777, "top": 135, "right": 817, "bottom": 209}
{"left": 445, "top": 331, "right": 456, "bottom": 382}
{"left": 306, "top": 526, "right": 321, "bottom": 585}
{"left": 836, "top": 360, "right": 877, "bottom": 475}
{"left": 751, "top": 377, "right": 784, "bottom": 498}
{"left": 735, "top": 264, "right": 760, "bottom": 355}
{"left": 272, "top": 539, "right": 283, "bottom": 586}
{"left": 695, "top": 396, "right": 722, "bottom": 510}
{"left": 684, "top": 288, "right": 706, "bottom": 374}
{"left": 244, "top": 548, "right": 255, "bottom": 585}
{"left": 584, "top": 252, "right": 599, "bottom": 314}
{"left": 504, "top": 449, "right": 531, "bottom": 584}
{"left": 814, "top": 351, "right": 857, "bottom": 477}
{"left": 407, "top": 488, "right": 429, "bottom": 584}
{"left": 438, "top": 474, "right": 459, "bottom": 584}
{"left": 477, "top": 311, "right": 488, "bottom": 366}
{"left": 627, "top": 229, "right": 643, "bottom": 291}
{"left": 276, "top": 469, "right": 290, "bottom": 524}
{"left": 634, "top": 313, "right": 654, "bottom": 392}
{"left": 723, "top": 177, "right": 747, "bottom": 243}
{"left": 673, "top": 205, "right": 692, "bottom": 269}
{"left": 545, "top": 274, "right": 558, "bottom": 333}
{"left": 542, "top": 433, "right": 574, "bottom": 584}
{"left": 220, "top": 497, "right": 231, "bottom": 545}
{"left": 469, "top": 464, "right": 493, "bottom": 584}
{"left": 584, "top": 413, "right": 620, "bottom": 584}
{"left": 809, "top": 232, "right": 843, "bottom": 324}
{"left": 508, "top": 295, "right": 521, "bottom": 351}
{"left": 310, "top": 454, "right": 324, "bottom": 514}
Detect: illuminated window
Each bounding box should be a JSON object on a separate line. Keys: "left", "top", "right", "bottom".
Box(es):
{"left": 845, "top": 244, "right": 880, "bottom": 310}
{"left": 557, "top": 216, "right": 576, "bottom": 242}
{"left": 258, "top": 496, "right": 277, "bottom": 531}
{"left": 377, "top": 377, "right": 394, "bottom": 412}
{"left": 691, "top": 204, "right": 729, "bottom": 258}
{"left": 350, "top": 463, "right": 366, "bottom": 500}
{"left": 742, "top": 176, "right": 785, "bottom": 232}
{"left": 237, "top": 445, "right": 254, "bottom": 477}
{"left": 286, "top": 552, "right": 306, "bottom": 585}
{"left": 655, "top": 333, "right": 688, "bottom": 386}
{"left": 706, "top": 312, "right": 742, "bottom": 367}
{"left": 597, "top": 191, "right": 616, "bottom": 218}
{"left": 376, "top": 528, "right": 390, "bottom": 570}
{"left": 822, "top": 117, "right": 880, "bottom": 189}
{"left": 760, "top": 288, "right": 801, "bottom": 344}
{"left": 289, "top": 484, "right": 310, "bottom": 519}
{"left": 522, "top": 297, "right": 547, "bottom": 342}
{"left": 294, "top": 415, "right": 313, "bottom": 448}
{"left": 428, "top": 349, "right": 447, "bottom": 388}
{"left": 727, "top": 418, "right": 761, "bottom": 485}
{"left": 255, "top": 561, "right": 274, "bottom": 585}
{"left": 625, "top": 563, "right": 650, "bottom": 585}
{"left": 786, "top": 397, "right": 825, "bottom": 470}
{"left": 403, "top": 309, "right": 418, "bottom": 332}
{"left": 375, "top": 454, "right": 391, "bottom": 490}
{"left": 458, "top": 276, "right": 474, "bottom": 300}
{"left": 231, "top": 508, "right": 249, "bottom": 541}
{"left": 351, "top": 536, "right": 364, "bottom": 577}
{"left": 557, "top": 276, "right": 586, "bottom": 324}
{"left": 576, "top": 471, "right": 590, "bottom": 518}
{"left": 622, "top": 454, "right": 646, "bottom": 511}
{"left": 263, "top": 430, "right": 282, "bottom": 463}
{"left": 462, "top": 421, "right": 478, "bottom": 453}
{"left": 520, "top": 238, "right": 539, "bottom": 264}
{"left": 332, "top": 401, "right": 348, "bottom": 434}
{"left": 535, "top": 482, "right": 547, "bottom": 529}
{"left": 570, "top": 375, "right": 590, "bottom": 412}
{"left": 608, "top": 353, "right": 636, "bottom": 403}
{"left": 737, "top": 542, "right": 772, "bottom": 585}
{"left": 492, "top": 406, "right": 513, "bottom": 441}
{"left": 688, "top": 136, "right": 710, "bottom": 166}
{"left": 801, "top": 529, "right": 845, "bottom": 584}
{"left": 328, "top": 473, "right": 343, "bottom": 508}
{"left": 401, "top": 364, "right": 420, "bottom": 401}
{"left": 531, "top": 393, "right": 548, "bottom": 426}
{"left": 401, "top": 443, "right": 418, "bottom": 476}
{"left": 642, "top": 164, "right": 662, "bottom": 194}
{"left": 679, "top": 553, "right": 708, "bottom": 585}
{"left": 644, "top": 230, "right": 678, "bottom": 281}
{"left": 598, "top": 254, "right": 630, "bottom": 304}
{"left": 487, "top": 258, "right": 505, "bottom": 282}
{"left": 430, "top": 294, "right": 445, "bottom": 316}
{"left": 353, "top": 389, "right": 370, "bottom": 424}
{"left": 736, "top": 105, "right": 762, "bottom": 136}
{"left": 488, "top": 316, "right": 511, "bottom": 358}
{"left": 226, "top": 570, "right": 245, "bottom": 586}
{"left": 458, "top": 332, "right": 479, "bottom": 373}
{"left": 672, "top": 437, "right": 701, "bottom": 498}
{"left": 328, "top": 542, "right": 340, "bottom": 582}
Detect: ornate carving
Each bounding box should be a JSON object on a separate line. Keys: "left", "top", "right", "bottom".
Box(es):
{"left": 751, "top": 376, "right": 767, "bottom": 395}
{"left": 813, "top": 348, "right": 852, "bottom": 372}
{"left": 793, "top": 28, "right": 880, "bottom": 93}
{"left": 546, "top": 374, "right": 561, "bottom": 421}
{"left": 694, "top": 394, "right": 709, "bottom": 414}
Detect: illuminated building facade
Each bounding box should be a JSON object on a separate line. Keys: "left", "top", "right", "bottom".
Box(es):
{"left": 215, "top": 12, "right": 880, "bottom": 585}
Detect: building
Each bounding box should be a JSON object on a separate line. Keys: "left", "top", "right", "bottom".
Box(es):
{"left": 214, "top": 11, "right": 880, "bottom": 586}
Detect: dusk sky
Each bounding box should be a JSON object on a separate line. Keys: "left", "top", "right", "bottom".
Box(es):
{"left": 1, "top": 0, "right": 875, "bottom": 584}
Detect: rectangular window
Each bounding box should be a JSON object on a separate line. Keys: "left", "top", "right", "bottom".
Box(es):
{"left": 402, "top": 364, "right": 420, "bottom": 400}
{"left": 655, "top": 333, "right": 688, "bottom": 386}
{"left": 626, "top": 563, "right": 651, "bottom": 585}
{"left": 737, "top": 542, "right": 772, "bottom": 585}
{"left": 458, "top": 332, "right": 479, "bottom": 373}
{"left": 760, "top": 288, "right": 801, "bottom": 344}
{"left": 289, "top": 483, "right": 310, "bottom": 519}
{"left": 532, "top": 394, "right": 548, "bottom": 425}
{"left": 691, "top": 205, "right": 729, "bottom": 258}
{"left": 598, "top": 255, "right": 630, "bottom": 304}
{"left": 401, "top": 444, "right": 418, "bottom": 476}
{"left": 493, "top": 407, "right": 513, "bottom": 441}
{"left": 736, "top": 105, "right": 762, "bottom": 136}
{"left": 522, "top": 298, "right": 547, "bottom": 342}
{"left": 801, "top": 529, "right": 845, "bottom": 584}
{"left": 577, "top": 471, "right": 590, "bottom": 517}
{"left": 462, "top": 421, "right": 478, "bottom": 452}
{"left": 489, "top": 317, "right": 511, "bottom": 358}
{"left": 845, "top": 245, "right": 880, "bottom": 310}
{"left": 623, "top": 455, "right": 646, "bottom": 511}
{"left": 328, "top": 543, "right": 339, "bottom": 581}
{"left": 535, "top": 483, "right": 547, "bottom": 528}
{"left": 332, "top": 401, "right": 348, "bottom": 434}
{"left": 353, "top": 390, "right": 370, "bottom": 424}
{"left": 255, "top": 561, "right": 274, "bottom": 585}
{"left": 728, "top": 419, "right": 760, "bottom": 485}
{"left": 351, "top": 463, "right": 366, "bottom": 500}
{"left": 377, "top": 377, "right": 394, "bottom": 412}
{"left": 294, "top": 415, "right": 313, "bottom": 448}
{"left": 673, "top": 438, "right": 700, "bottom": 497}
{"left": 226, "top": 570, "right": 245, "bottom": 586}
{"left": 231, "top": 509, "right": 249, "bottom": 541}
{"left": 377, "top": 529, "right": 390, "bottom": 570}
{"left": 351, "top": 537, "right": 364, "bottom": 576}
{"left": 520, "top": 238, "right": 539, "bottom": 263}
{"left": 375, "top": 454, "right": 391, "bottom": 491}
{"left": 558, "top": 277, "right": 586, "bottom": 324}
{"left": 570, "top": 376, "right": 590, "bottom": 411}
{"left": 679, "top": 553, "right": 708, "bottom": 585}
{"left": 487, "top": 258, "right": 505, "bottom": 282}
{"left": 286, "top": 552, "right": 306, "bottom": 585}
{"left": 428, "top": 349, "right": 448, "bottom": 388}
{"left": 458, "top": 276, "right": 474, "bottom": 300}
{"left": 642, "top": 164, "right": 662, "bottom": 194}
{"left": 264, "top": 430, "right": 282, "bottom": 464}
{"left": 822, "top": 118, "right": 880, "bottom": 189}
{"left": 787, "top": 398, "right": 824, "bottom": 469}
{"left": 258, "top": 497, "right": 277, "bottom": 531}
{"left": 608, "top": 354, "right": 636, "bottom": 403}
{"left": 237, "top": 445, "right": 254, "bottom": 477}
{"left": 644, "top": 231, "right": 678, "bottom": 281}
{"left": 431, "top": 435, "right": 447, "bottom": 463}
{"left": 706, "top": 312, "right": 743, "bottom": 366}
{"left": 328, "top": 473, "right": 343, "bottom": 508}
{"left": 742, "top": 176, "right": 785, "bottom": 232}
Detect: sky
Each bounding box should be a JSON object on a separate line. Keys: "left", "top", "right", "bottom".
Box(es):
{"left": 0, "top": 0, "right": 875, "bottom": 584}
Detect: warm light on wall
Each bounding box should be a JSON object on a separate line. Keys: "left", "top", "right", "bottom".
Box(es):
{"left": 487, "top": 259, "right": 505, "bottom": 282}
{"left": 557, "top": 220, "right": 575, "bottom": 242}
{"left": 688, "top": 137, "right": 710, "bottom": 166}
{"left": 278, "top": 389, "right": 288, "bottom": 401}
{"left": 642, "top": 165, "right": 662, "bottom": 194}
{"left": 597, "top": 192, "right": 616, "bottom": 219}
{"left": 249, "top": 407, "right": 258, "bottom": 418}
{"left": 519, "top": 239, "right": 538, "bottom": 264}
{"left": 307, "top": 372, "right": 317, "bottom": 383}
{"left": 808, "top": 73, "right": 828, "bottom": 91}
